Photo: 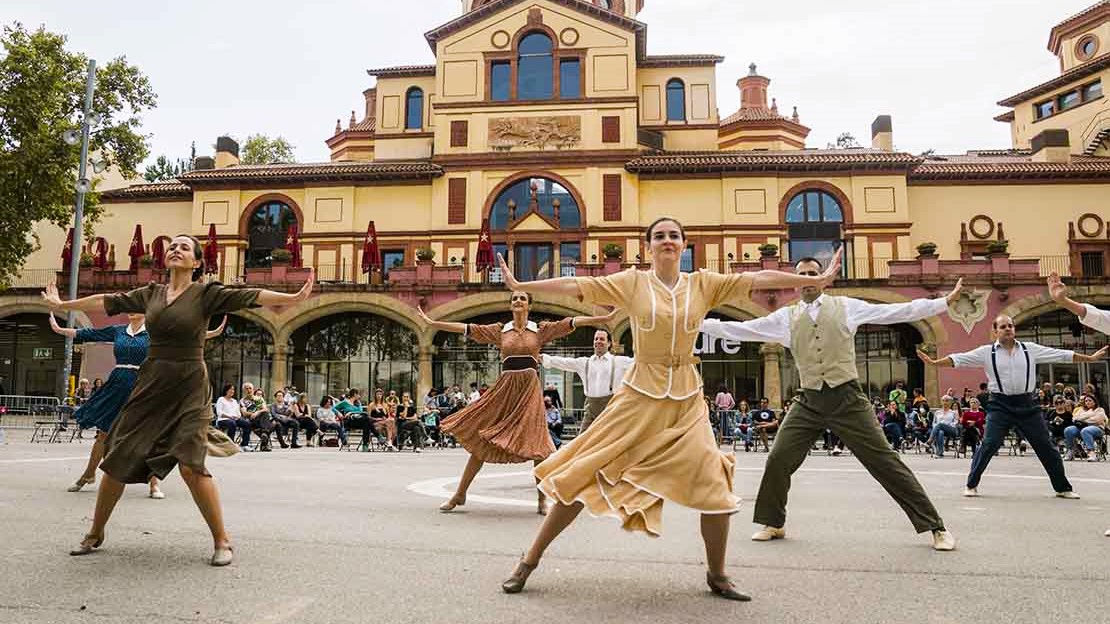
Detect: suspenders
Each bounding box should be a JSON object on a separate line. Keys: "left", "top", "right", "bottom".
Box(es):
{"left": 990, "top": 341, "right": 1030, "bottom": 395}
{"left": 584, "top": 355, "right": 617, "bottom": 396}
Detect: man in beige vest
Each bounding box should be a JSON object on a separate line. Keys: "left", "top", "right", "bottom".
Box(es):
{"left": 701, "top": 257, "right": 963, "bottom": 551}
{"left": 542, "top": 329, "right": 633, "bottom": 433}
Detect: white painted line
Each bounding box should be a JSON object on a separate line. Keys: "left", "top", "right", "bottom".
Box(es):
{"left": 407, "top": 471, "right": 536, "bottom": 508}
{"left": 734, "top": 466, "right": 1110, "bottom": 484}
{"left": 0, "top": 456, "right": 87, "bottom": 464}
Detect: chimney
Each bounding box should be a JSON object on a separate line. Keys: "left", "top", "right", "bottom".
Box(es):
{"left": 737, "top": 63, "right": 770, "bottom": 110}
{"left": 1030, "top": 129, "right": 1071, "bottom": 163}
{"left": 194, "top": 156, "right": 215, "bottom": 170}
{"left": 871, "top": 115, "right": 893, "bottom": 151}
{"left": 215, "top": 136, "right": 240, "bottom": 168}
{"left": 363, "top": 87, "right": 377, "bottom": 121}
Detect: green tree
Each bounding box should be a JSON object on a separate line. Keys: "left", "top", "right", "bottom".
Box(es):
{"left": 143, "top": 154, "right": 183, "bottom": 182}
{"left": 240, "top": 134, "right": 296, "bottom": 165}
{"left": 827, "top": 132, "right": 861, "bottom": 150}
{"left": 0, "top": 23, "right": 156, "bottom": 285}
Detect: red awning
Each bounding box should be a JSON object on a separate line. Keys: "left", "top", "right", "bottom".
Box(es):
{"left": 128, "top": 224, "right": 144, "bottom": 272}
{"left": 476, "top": 219, "right": 494, "bottom": 270}
{"left": 285, "top": 223, "right": 303, "bottom": 268}
{"left": 204, "top": 224, "right": 218, "bottom": 275}
{"left": 361, "top": 220, "right": 381, "bottom": 272}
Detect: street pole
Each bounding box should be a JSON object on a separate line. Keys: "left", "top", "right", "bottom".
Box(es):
{"left": 59, "top": 59, "right": 96, "bottom": 401}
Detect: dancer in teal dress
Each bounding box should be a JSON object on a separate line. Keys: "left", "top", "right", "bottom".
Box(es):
{"left": 53, "top": 314, "right": 226, "bottom": 498}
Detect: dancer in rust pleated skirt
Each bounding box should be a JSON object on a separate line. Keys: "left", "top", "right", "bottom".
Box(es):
{"left": 418, "top": 292, "right": 612, "bottom": 515}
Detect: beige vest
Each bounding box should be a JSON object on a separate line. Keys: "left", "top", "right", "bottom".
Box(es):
{"left": 790, "top": 296, "right": 858, "bottom": 390}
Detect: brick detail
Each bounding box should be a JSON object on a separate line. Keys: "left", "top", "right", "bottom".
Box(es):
{"left": 450, "top": 120, "right": 468, "bottom": 147}
{"left": 602, "top": 174, "right": 622, "bottom": 221}
{"left": 601, "top": 116, "right": 621, "bottom": 143}
{"left": 448, "top": 178, "right": 467, "bottom": 225}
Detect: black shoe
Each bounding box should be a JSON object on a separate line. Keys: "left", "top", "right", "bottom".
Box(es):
{"left": 290, "top": 443, "right": 302, "bottom": 449}
{"left": 706, "top": 573, "right": 751, "bottom": 601}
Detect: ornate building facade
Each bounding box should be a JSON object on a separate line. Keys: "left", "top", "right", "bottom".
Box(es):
{"left": 6, "top": 0, "right": 1110, "bottom": 409}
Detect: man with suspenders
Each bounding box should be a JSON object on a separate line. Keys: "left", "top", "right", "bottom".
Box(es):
{"left": 917, "top": 313, "right": 1107, "bottom": 498}
{"left": 541, "top": 329, "right": 633, "bottom": 434}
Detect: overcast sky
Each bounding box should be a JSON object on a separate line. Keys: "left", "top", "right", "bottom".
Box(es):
{"left": 2, "top": 0, "right": 1097, "bottom": 165}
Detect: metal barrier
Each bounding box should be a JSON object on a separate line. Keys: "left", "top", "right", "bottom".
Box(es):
{"left": 0, "top": 395, "right": 62, "bottom": 428}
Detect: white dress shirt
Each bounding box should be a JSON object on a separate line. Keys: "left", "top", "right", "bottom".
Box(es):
{"left": 1080, "top": 304, "right": 1110, "bottom": 335}
{"left": 542, "top": 352, "right": 634, "bottom": 398}
{"left": 948, "top": 341, "right": 1074, "bottom": 396}
{"left": 215, "top": 396, "right": 241, "bottom": 422}
{"left": 700, "top": 294, "right": 949, "bottom": 347}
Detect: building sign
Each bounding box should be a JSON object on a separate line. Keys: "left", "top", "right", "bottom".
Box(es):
{"left": 32, "top": 348, "right": 52, "bottom": 359}
{"left": 694, "top": 333, "right": 745, "bottom": 356}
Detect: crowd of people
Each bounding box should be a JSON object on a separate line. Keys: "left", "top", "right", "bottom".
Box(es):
{"left": 709, "top": 379, "right": 1107, "bottom": 461}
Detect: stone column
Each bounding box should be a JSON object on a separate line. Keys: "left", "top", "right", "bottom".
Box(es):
{"left": 417, "top": 345, "right": 436, "bottom": 400}
{"left": 760, "top": 343, "right": 784, "bottom": 409}
{"left": 271, "top": 343, "right": 289, "bottom": 392}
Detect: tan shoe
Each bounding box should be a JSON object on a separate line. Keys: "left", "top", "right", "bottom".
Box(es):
{"left": 932, "top": 529, "right": 956, "bottom": 551}
{"left": 69, "top": 532, "right": 104, "bottom": 556}
{"left": 210, "top": 545, "right": 234, "bottom": 567}
{"left": 1056, "top": 490, "right": 1081, "bottom": 500}
{"left": 751, "top": 525, "right": 786, "bottom": 541}
{"left": 962, "top": 487, "right": 978, "bottom": 497}
{"left": 1104, "top": 528, "right": 1110, "bottom": 537}
{"left": 438, "top": 496, "right": 465, "bottom": 512}
{"left": 67, "top": 477, "right": 95, "bottom": 492}
{"left": 501, "top": 558, "right": 538, "bottom": 594}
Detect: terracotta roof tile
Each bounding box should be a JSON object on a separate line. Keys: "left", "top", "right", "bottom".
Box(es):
{"left": 997, "top": 52, "right": 1110, "bottom": 106}
{"left": 911, "top": 152, "right": 1110, "bottom": 180}
{"left": 626, "top": 149, "right": 921, "bottom": 174}
{"left": 179, "top": 161, "right": 442, "bottom": 185}
{"left": 100, "top": 181, "right": 191, "bottom": 201}
{"left": 366, "top": 64, "right": 436, "bottom": 78}
{"left": 719, "top": 107, "right": 786, "bottom": 124}
{"left": 1049, "top": 1, "right": 1110, "bottom": 51}
{"left": 1053, "top": 0, "right": 1109, "bottom": 31}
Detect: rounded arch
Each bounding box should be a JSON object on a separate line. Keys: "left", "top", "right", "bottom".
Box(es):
{"left": 777, "top": 180, "right": 855, "bottom": 225}
{"left": 1005, "top": 286, "right": 1110, "bottom": 327}
{"left": 665, "top": 77, "right": 686, "bottom": 122}
{"left": 275, "top": 292, "right": 424, "bottom": 346}
{"left": 831, "top": 287, "right": 947, "bottom": 346}
{"left": 405, "top": 86, "right": 424, "bottom": 130}
{"left": 511, "top": 24, "right": 560, "bottom": 56}
{"left": 238, "top": 193, "right": 305, "bottom": 240}
{"left": 482, "top": 170, "right": 588, "bottom": 228}
{"left": 429, "top": 291, "right": 596, "bottom": 325}
{"left": 0, "top": 299, "right": 92, "bottom": 328}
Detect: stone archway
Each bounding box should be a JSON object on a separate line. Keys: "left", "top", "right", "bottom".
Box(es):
{"left": 1004, "top": 286, "right": 1110, "bottom": 327}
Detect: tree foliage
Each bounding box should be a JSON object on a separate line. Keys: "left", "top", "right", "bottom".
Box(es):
{"left": 240, "top": 134, "right": 296, "bottom": 165}
{"left": 143, "top": 155, "right": 183, "bottom": 182}
{"left": 0, "top": 22, "right": 156, "bottom": 285}
{"left": 827, "top": 132, "right": 861, "bottom": 150}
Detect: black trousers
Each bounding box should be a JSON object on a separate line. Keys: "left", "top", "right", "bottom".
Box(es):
{"left": 966, "top": 394, "right": 1072, "bottom": 492}
{"left": 396, "top": 419, "right": 427, "bottom": 449}
{"left": 296, "top": 416, "right": 319, "bottom": 441}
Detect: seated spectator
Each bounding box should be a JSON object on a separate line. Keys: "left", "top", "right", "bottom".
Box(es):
{"left": 74, "top": 378, "right": 92, "bottom": 406}
{"left": 911, "top": 388, "right": 927, "bottom": 410}
{"left": 368, "top": 389, "right": 398, "bottom": 451}
{"left": 315, "top": 396, "right": 347, "bottom": 446}
{"left": 960, "top": 397, "right": 985, "bottom": 454}
{"left": 1065, "top": 394, "right": 1107, "bottom": 461}
{"left": 467, "top": 382, "right": 481, "bottom": 404}
{"left": 929, "top": 396, "right": 960, "bottom": 458}
{"left": 214, "top": 383, "right": 252, "bottom": 451}
{"left": 544, "top": 396, "right": 563, "bottom": 449}
{"left": 394, "top": 392, "right": 427, "bottom": 452}
{"left": 1045, "top": 395, "right": 1073, "bottom": 444}
{"left": 880, "top": 401, "right": 907, "bottom": 450}
{"left": 422, "top": 404, "right": 442, "bottom": 446}
{"left": 290, "top": 392, "right": 318, "bottom": 447}
{"left": 734, "top": 400, "right": 753, "bottom": 451}
{"left": 270, "top": 390, "right": 303, "bottom": 449}
{"left": 240, "top": 383, "right": 275, "bottom": 451}
{"left": 91, "top": 378, "right": 103, "bottom": 396}
{"left": 746, "top": 398, "right": 778, "bottom": 450}
{"left": 335, "top": 388, "right": 373, "bottom": 451}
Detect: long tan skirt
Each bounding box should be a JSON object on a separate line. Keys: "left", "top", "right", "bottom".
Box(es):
{"left": 440, "top": 369, "right": 556, "bottom": 464}
{"left": 535, "top": 386, "right": 739, "bottom": 537}
{"left": 101, "top": 357, "right": 238, "bottom": 484}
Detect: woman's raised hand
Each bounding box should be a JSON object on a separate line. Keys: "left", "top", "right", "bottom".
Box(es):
{"left": 294, "top": 268, "right": 315, "bottom": 301}
{"left": 48, "top": 313, "right": 63, "bottom": 333}
{"left": 497, "top": 253, "right": 520, "bottom": 290}
{"left": 416, "top": 306, "right": 433, "bottom": 324}
{"left": 41, "top": 283, "right": 63, "bottom": 309}
{"left": 819, "top": 247, "right": 843, "bottom": 286}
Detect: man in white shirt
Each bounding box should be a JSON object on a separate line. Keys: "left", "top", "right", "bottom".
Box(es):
{"left": 918, "top": 310, "right": 1106, "bottom": 499}
{"left": 467, "top": 382, "right": 481, "bottom": 405}
{"left": 542, "top": 329, "right": 633, "bottom": 433}
{"left": 700, "top": 256, "right": 963, "bottom": 551}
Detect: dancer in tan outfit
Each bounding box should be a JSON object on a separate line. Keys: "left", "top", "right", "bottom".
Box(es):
{"left": 498, "top": 216, "right": 840, "bottom": 601}
{"left": 418, "top": 292, "right": 612, "bottom": 515}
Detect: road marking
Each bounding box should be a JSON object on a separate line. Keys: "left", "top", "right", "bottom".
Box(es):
{"left": 408, "top": 466, "right": 1110, "bottom": 507}
{"left": 0, "top": 456, "right": 86, "bottom": 464}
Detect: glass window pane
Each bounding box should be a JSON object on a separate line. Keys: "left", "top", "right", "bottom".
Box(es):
{"left": 559, "top": 59, "right": 580, "bottom": 98}
{"left": 805, "top": 192, "right": 821, "bottom": 222}
{"left": 405, "top": 88, "right": 423, "bottom": 130}
{"left": 1035, "top": 100, "right": 1055, "bottom": 119}
{"left": 518, "top": 33, "right": 553, "bottom": 100}
{"left": 666, "top": 80, "right": 685, "bottom": 121}
{"left": 785, "top": 194, "right": 805, "bottom": 223}
{"left": 519, "top": 32, "right": 552, "bottom": 55}
{"left": 1083, "top": 80, "right": 1102, "bottom": 101}
{"left": 491, "top": 62, "right": 511, "bottom": 101}
{"left": 822, "top": 193, "right": 844, "bottom": 222}
{"left": 1059, "top": 90, "right": 1080, "bottom": 111}
{"left": 681, "top": 246, "right": 695, "bottom": 272}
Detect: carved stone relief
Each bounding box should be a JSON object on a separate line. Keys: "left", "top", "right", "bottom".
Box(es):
{"left": 488, "top": 116, "right": 581, "bottom": 151}
{"left": 948, "top": 288, "right": 991, "bottom": 334}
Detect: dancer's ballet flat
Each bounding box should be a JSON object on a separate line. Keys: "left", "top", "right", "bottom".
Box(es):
{"left": 67, "top": 477, "right": 95, "bottom": 492}
{"left": 501, "top": 558, "right": 538, "bottom": 594}
{"left": 69, "top": 533, "right": 104, "bottom": 556}
{"left": 439, "top": 496, "right": 465, "bottom": 512}
{"left": 706, "top": 573, "right": 752, "bottom": 601}
{"left": 210, "top": 545, "right": 234, "bottom": 567}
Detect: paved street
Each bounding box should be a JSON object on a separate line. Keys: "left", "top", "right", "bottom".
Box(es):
{"left": 2, "top": 438, "right": 1108, "bottom": 624}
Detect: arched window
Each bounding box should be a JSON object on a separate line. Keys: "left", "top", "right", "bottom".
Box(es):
{"left": 245, "top": 200, "right": 298, "bottom": 268}
{"left": 784, "top": 189, "right": 843, "bottom": 265}
{"left": 204, "top": 316, "right": 277, "bottom": 399}
{"left": 289, "top": 312, "right": 418, "bottom": 400}
{"left": 518, "top": 32, "right": 554, "bottom": 100}
{"left": 1018, "top": 308, "right": 1110, "bottom": 406}
{"left": 666, "top": 78, "right": 686, "bottom": 121}
{"left": 405, "top": 87, "right": 424, "bottom": 130}
{"left": 489, "top": 177, "right": 581, "bottom": 231}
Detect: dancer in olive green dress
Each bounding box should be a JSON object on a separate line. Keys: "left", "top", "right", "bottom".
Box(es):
{"left": 42, "top": 234, "right": 314, "bottom": 566}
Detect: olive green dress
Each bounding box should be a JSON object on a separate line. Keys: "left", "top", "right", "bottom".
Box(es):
{"left": 99, "top": 282, "right": 260, "bottom": 483}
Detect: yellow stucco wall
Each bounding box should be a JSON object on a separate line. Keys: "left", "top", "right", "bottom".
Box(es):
{"left": 1007, "top": 66, "right": 1109, "bottom": 151}
{"left": 1059, "top": 24, "right": 1110, "bottom": 72}
{"left": 637, "top": 66, "right": 719, "bottom": 127}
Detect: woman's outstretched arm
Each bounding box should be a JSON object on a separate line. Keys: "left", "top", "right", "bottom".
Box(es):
{"left": 255, "top": 269, "right": 315, "bottom": 307}
{"left": 498, "top": 254, "right": 582, "bottom": 299}
{"left": 417, "top": 306, "right": 467, "bottom": 334}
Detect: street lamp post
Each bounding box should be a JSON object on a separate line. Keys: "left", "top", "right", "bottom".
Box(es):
{"left": 59, "top": 59, "right": 97, "bottom": 400}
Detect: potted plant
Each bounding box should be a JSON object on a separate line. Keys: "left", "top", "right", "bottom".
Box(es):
{"left": 757, "top": 243, "right": 779, "bottom": 258}
{"left": 391, "top": 257, "right": 404, "bottom": 268}
{"left": 985, "top": 240, "right": 1009, "bottom": 256}
{"left": 915, "top": 242, "right": 938, "bottom": 257}
{"left": 415, "top": 247, "right": 436, "bottom": 263}
{"left": 415, "top": 247, "right": 436, "bottom": 281}
{"left": 78, "top": 252, "right": 94, "bottom": 285}
{"left": 602, "top": 243, "right": 623, "bottom": 260}
{"left": 271, "top": 248, "right": 293, "bottom": 264}
{"left": 136, "top": 254, "right": 154, "bottom": 283}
